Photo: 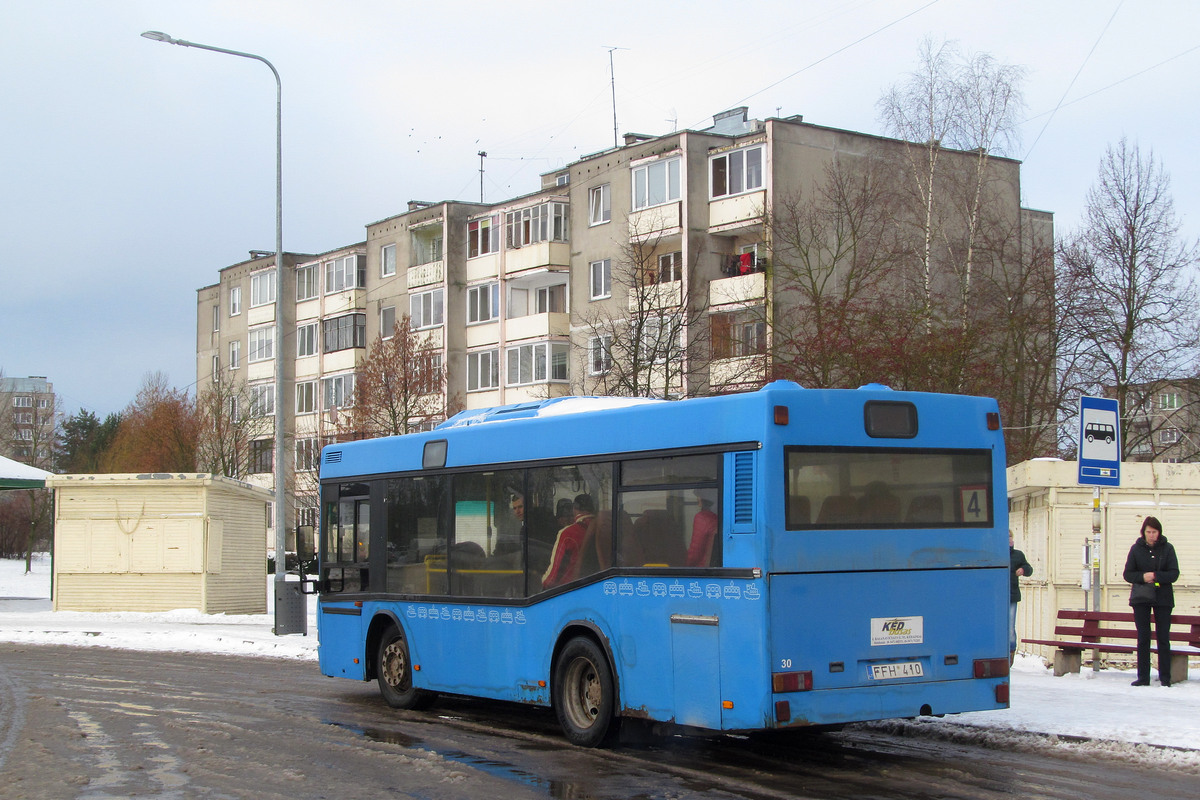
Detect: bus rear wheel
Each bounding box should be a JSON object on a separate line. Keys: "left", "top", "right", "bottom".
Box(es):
{"left": 553, "top": 636, "right": 618, "bottom": 747}
{"left": 376, "top": 626, "right": 436, "bottom": 710}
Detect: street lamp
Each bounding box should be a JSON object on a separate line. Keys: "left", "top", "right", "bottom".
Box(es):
{"left": 142, "top": 31, "right": 299, "bottom": 635}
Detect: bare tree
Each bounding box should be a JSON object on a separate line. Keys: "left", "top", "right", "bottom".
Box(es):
{"left": 577, "top": 224, "right": 709, "bottom": 399}
{"left": 195, "top": 373, "right": 272, "bottom": 478}
{"left": 766, "top": 158, "right": 904, "bottom": 389}
{"left": 1058, "top": 139, "right": 1200, "bottom": 456}
{"left": 344, "top": 316, "right": 447, "bottom": 438}
{"left": 878, "top": 37, "right": 1026, "bottom": 342}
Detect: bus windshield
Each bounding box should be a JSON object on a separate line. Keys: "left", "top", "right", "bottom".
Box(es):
{"left": 785, "top": 447, "right": 992, "bottom": 529}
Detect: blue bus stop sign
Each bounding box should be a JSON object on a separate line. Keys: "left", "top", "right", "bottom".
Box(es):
{"left": 1078, "top": 396, "right": 1121, "bottom": 486}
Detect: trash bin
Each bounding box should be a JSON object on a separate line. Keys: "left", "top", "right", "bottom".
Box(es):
{"left": 273, "top": 579, "right": 308, "bottom": 636}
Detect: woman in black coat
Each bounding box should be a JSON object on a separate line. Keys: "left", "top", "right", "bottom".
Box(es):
{"left": 1122, "top": 516, "right": 1180, "bottom": 686}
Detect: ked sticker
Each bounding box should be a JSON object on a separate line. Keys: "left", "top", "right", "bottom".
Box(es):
{"left": 870, "top": 615, "right": 924, "bottom": 646}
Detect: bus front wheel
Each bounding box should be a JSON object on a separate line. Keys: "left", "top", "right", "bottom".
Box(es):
{"left": 376, "top": 626, "right": 436, "bottom": 711}
{"left": 553, "top": 636, "right": 618, "bottom": 747}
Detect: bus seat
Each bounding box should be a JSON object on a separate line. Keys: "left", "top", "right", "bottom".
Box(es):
{"left": 633, "top": 509, "right": 686, "bottom": 567}
{"left": 788, "top": 495, "right": 811, "bottom": 526}
{"left": 859, "top": 493, "right": 900, "bottom": 523}
{"left": 905, "top": 494, "right": 944, "bottom": 523}
{"left": 816, "top": 495, "right": 858, "bottom": 525}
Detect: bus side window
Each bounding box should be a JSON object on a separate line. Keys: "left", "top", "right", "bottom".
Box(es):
{"left": 817, "top": 495, "right": 857, "bottom": 525}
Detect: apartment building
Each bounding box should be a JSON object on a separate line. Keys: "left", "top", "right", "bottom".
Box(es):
{"left": 0, "top": 376, "right": 56, "bottom": 465}
{"left": 1113, "top": 378, "right": 1200, "bottom": 463}
{"left": 196, "top": 107, "right": 1054, "bottom": 541}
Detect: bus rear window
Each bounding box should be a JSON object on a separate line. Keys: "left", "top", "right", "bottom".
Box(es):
{"left": 785, "top": 447, "right": 992, "bottom": 529}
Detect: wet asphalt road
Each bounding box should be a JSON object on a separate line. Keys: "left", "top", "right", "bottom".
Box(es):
{"left": 0, "top": 644, "right": 1195, "bottom": 800}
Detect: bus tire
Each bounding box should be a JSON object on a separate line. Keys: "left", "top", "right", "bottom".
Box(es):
{"left": 376, "top": 626, "right": 436, "bottom": 711}
{"left": 553, "top": 636, "right": 618, "bottom": 747}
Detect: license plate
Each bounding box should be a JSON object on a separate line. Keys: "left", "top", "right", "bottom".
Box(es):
{"left": 869, "top": 661, "right": 923, "bottom": 680}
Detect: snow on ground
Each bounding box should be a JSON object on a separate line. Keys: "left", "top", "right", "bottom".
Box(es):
{"left": 3, "top": 554, "right": 1199, "bottom": 768}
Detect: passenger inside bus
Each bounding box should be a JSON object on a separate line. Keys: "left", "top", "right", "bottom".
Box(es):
{"left": 541, "top": 494, "right": 596, "bottom": 589}
{"left": 686, "top": 490, "right": 718, "bottom": 567}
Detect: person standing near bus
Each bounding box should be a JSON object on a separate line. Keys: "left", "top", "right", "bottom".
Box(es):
{"left": 1009, "top": 530, "right": 1032, "bottom": 666}
{"left": 1123, "top": 516, "right": 1180, "bottom": 686}
{"left": 542, "top": 494, "right": 596, "bottom": 589}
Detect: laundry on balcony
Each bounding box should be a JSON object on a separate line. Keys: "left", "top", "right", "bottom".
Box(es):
{"left": 721, "top": 253, "right": 766, "bottom": 276}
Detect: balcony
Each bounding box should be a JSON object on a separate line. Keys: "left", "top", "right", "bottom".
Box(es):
{"left": 709, "top": 190, "right": 765, "bottom": 234}
{"left": 709, "top": 271, "right": 765, "bottom": 309}
{"left": 710, "top": 355, "right": 767, "bottom": 388}
{"left": 466, "top": 252, "right": 501, "bottom": 282}
{"left": 407, "top": 259, "right": 444, "bottom": 289}
{"left": 506, "top": 312, "right": 569, "bottom": 341}
{"left": 629, "top": 280, "right": 683, "bottom": 312}
{"left": 505, "top": 241, "right": 569, "bottom": 275}
{"left": 628, "top": 202, "right": 681, "bottom": 240}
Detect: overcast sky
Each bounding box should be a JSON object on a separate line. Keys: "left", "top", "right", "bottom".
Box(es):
{"left": 2, "top": 0, "right": 1197, "bottom": 419}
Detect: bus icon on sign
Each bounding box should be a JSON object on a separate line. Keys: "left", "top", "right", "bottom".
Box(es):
{"left": 1084, "top": 422, "right": 1115, "bottom": 443}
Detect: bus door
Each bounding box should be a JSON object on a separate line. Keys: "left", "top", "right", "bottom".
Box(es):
{"left": 318, "top": 482, "right": 371, "bottom": 679}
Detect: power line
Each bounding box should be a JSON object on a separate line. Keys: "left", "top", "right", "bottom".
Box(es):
{"left": 1023, "top": 0, "right": 1124, "bottom": 161}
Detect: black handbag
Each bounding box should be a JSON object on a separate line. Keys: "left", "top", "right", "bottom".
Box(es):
{"left": 1130, "top": 582, "right": 1158, "bottom": 604}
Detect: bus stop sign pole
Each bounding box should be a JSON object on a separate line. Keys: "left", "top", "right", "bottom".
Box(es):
{"left": 1077, "top": 396, "right": 1121, "bottom": 671}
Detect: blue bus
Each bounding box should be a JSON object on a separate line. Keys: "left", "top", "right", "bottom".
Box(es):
{"left": 314, "top": 381, "right": 1010, "bottom": 746}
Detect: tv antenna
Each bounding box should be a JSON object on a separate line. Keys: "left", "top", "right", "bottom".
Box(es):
{"left": 477, "top": 151, "right": 487, "bottom": 202}
{"left": 603, "top": 46, "right": 629, "bottom": 148}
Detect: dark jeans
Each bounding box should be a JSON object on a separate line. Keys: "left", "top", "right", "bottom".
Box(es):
{"left": 1133, "top": 604, "right": 1173, "bottom": 683}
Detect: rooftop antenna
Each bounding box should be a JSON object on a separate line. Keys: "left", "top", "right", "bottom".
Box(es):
{"left": 603, "top": 46, "right": 628, "bottom": 148}
{"left": 477, "top": 151, "right": 487, "bottom": 202}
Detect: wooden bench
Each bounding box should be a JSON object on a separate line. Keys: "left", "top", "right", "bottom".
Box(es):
{"left": 1023, "top": 609, "right": 1200, "bottom": 682}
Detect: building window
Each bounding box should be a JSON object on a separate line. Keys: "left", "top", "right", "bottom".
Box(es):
{"left": 589, "top": 184, "right": 611, "bottom": 225}
{"left": 411, "top": 288, "right": 444, "bottom": 329}
{"left": 467, "top": 350, "right": 499, "bottom": 391}
{"left": 228, "top": 397, "right": 240, "bottom": 423}
{"left": 712, "top": 314, "right": 766, "bottom": 359}
{"left": 381, "top": 243, "right": 396, "bottom": 277}
{"left": 296, "top": 263, "right": 318, "bottom": 301}
{"left": 212, "top": 305, "right": 220, "bottom": 332}
{"left": 535, "top": 284, "right": 566, "bottom": 314}
{"left": 229, "top": 286, "right": 241, "bottom": 316}
{"left": 506, "top": 342, "right": 569, "bottom": 386}
{"left": 297, "top": 322, "right": 318, "bottom": 357}
{"left": 590, "top": 259, "right": 611, "bottom": 300}
{"left": 323, "top": 313, "right": 366, "bottom": 353}
{"left": 467, "top": 283, "right": 500, "bottom": 324}
{"left": 711, "top": 144, "right": 764, "bottom": 199}
{"left": 249, "top": 383, "right": 275, "bottom": 418}
{"left": 296, "top": 380, "right": 317, "bottom": 415}
{"left": 296, "top": 438, "right": 320, "bottom": 472}
{"left": 212, "top": 355, "right": 220, "bottom": 377}
{"left": 250, "top": 270, "right": 276, "bottom": 307}
{"left": 505, "top": 202, "right": 569, "bottom": 248}
{"left": 325, "top": 254, "right": 366, "bottom": 294}
{"left": 13, "top": 396, "right": 32, "bottom": 408}
{"left": 632, "top": 156, "right": 681, "bottom": 210}
{"left": 468, "top": 215, "right": 499, "bottom": 258}
{"left": 1160, "top": 428, "right": 1180, "bottom": 445}
{"left": 229, "top": 340, "right": 241, "bottom": 370}
{"left": 381, "top": 305, "right": 396, "bottom": 339}
{"left": 248, "top": 326, "right": 275, "bottom": 362}
{"left": 1160, "top": 392, "right": 1182, "bottom": 410}
{"left": 413, "top": 352, "right": 443, "bottom": 396}
{"left": 323, "top": 373, "right": 356, "bottom": 409}
{"left": 249, "top": 439, "right": 274, "bottom": 474}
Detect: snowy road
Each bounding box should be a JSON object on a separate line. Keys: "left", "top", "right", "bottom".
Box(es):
{"left": 2, "top": 644, "right": 1197, "bottom": 800}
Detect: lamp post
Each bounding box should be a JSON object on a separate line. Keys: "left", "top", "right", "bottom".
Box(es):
{"left": 142, "top": 31, "right": 299, "bottom": 635}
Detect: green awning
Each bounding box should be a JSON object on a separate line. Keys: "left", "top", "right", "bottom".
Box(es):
{"left": 0, "top": 454, "right": 50, "bottom": 489}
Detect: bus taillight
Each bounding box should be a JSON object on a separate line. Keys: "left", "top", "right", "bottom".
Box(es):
{"left": 995, "top": 682, "right": 1010, "bottom": 704}
{"left": 987, "top": 412, "right": 1000, "bottom": 430}
{"left": 772, "top": 671, "right": 813, "bottom": 692}
{"left": 973, "top": 658, "right": 1009, "bottom": 679}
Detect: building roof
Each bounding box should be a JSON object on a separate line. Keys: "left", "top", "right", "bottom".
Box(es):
{"left": 0, "top": 454, "right": 51, "bottom": 489}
